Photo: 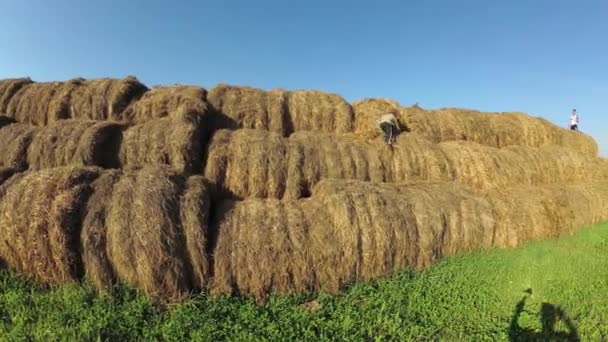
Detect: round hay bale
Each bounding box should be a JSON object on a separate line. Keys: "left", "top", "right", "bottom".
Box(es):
{"left": 286, "top": 90, "right": 354, "bottom": 134}
{"left": 211, "top": 198, "right": 318, "bottom": 301}
{"left": 0, "top": 167, "right": 100, "bottom": 284}
{"left": 119, "top": 116, "right": 205, "bottom": 173}
{"left": 0, "top": 123, "right": 36, "bottom": 170}
{"left": 65, "top": 76, "right": 148, "bottom": 121}
{"left": 5, "top": 81, "right": 74, "bottom": 125}
{"left": 0, "top": 78, "right": 33, "bottom": 114}
{"left": 80, "top": 170, "right": 122, "bottom": 291}
{"left": 208, "top": 84, "right": 288, "bottom": 134}
{"left": 122, "top": 85, "right": 208, "bottom": 124}
{"left": 4, "top": 77, "right": 147, "bottom": 125}
{"left": 25, "top": 120, "right": 125, "bottom": 170}
{"left": 89, "top": 167, "right": 210, "bottom": 302}
{"left": 204, "top": 129, "right": 288, "bottom": 200}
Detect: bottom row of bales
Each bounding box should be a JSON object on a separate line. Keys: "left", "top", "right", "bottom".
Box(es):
{"left": 0, "top": 166, "right": 607, "bottom": 302}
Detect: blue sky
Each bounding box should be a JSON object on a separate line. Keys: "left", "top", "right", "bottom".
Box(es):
{"left": 1, "top": 0, "right": 606, "bottom": 156}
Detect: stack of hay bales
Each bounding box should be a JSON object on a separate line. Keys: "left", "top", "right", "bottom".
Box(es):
{"left": 211, "top": 179, "right": 608, "bottom": 300}
{"left": 204, "top": 129, "right": 603, "bottom": 200}
{"left": 0, "top": 166, "right": 211, "bottom": 302}
{"left": 353, "top": 98, "right": 598, "bottom": 155}
{"left": 0, "top": 75, "right": 606, "bottom": 303}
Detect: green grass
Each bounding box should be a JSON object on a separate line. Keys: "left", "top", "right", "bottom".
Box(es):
{"left": 1, "top": 223, "right": 607, "bottom": 341}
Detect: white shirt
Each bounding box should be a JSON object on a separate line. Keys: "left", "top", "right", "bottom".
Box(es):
{"left": 570, "top": 113, "right": 579, "bottom": 126}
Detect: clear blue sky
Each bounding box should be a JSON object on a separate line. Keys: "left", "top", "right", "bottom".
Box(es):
{"left": 1, "top": 0, "right": 606, "bottom": 156}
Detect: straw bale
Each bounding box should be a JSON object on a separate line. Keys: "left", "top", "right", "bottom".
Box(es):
{"left": 0, "top": 167, "right": 100, "bottom": 284}
{"left": 61, "top": 76, "right": 148, "bottom": 121}
{"left": 208, "top": 85, "right": 354, "bottom": 135}
{"left": 207, "top": 84, "right": 288, "bottom": 134}
{"left": 211, "top": 198, "right": 318, "bottom": 300}
{"left": 83, "top": 167, "right": 210, "bottom": 301}
{"left": 26, "top": 120, "right": 124, "bottom": 170}
{"left": 119, "top": 116, "right": 204, "bottom": 173}
{"left": 80, "top": 170, "right": 122, "bottom": 290}
{"left": 122, "top": 85, "right": 208, "bottom": 124}
{"left": 4, "top": 77, "right": 147, "bottom": 124}
{"left": 0, "top": 78, "right": 33, "bottom": 114}
{"left": 204, "top": 129, "right": 288, "bottom": 199}
{"left": 0, "top": 123, "right": 36, "bottom": 170}
{"left": 286, "top": 90, "right": 354, "bottom": 134}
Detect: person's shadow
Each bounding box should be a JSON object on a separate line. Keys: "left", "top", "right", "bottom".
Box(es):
{"left": 509, "top": 289, "right": 580, "bottom": 341}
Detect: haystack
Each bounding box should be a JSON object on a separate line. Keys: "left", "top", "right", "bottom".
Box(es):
{"left": 4, "top": 77, "right": 147, "bottom": 124}
{"left": 211, "top": 179, "right": 608, "bottom": 300}
{"left": 122, "top": 85, "right": 208, "bottom": 124}
{"left": 81, "top": 167, "right": 211, "bottom": 302}
{"left": 207, "top": 84, "right": 289, "bottom": 134}
{"left": 0, "top": 167, "right": 100, "bottom": 283}
{"left": 119, "top": 115, "right": 205, "bottom": 173}
{"left": 0, "top": 78, "right": 33, "bottom": 114}
{"left": 0, "top": 120, "right": 124, "bottom": 171}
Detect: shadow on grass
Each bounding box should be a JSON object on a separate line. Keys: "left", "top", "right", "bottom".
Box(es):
{"left": 509, "top": 288, "right": 579, "bottom": 341}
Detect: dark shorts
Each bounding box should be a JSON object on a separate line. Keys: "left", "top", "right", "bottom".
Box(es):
{"left": 570, "top": 124, "right": 578, "bottom": 131}
{"left": 380, "top": 122, "right": 393, "bottom": 142}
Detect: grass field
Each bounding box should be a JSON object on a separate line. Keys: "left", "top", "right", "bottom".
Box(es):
{"left": 1, "top": 222, "right": 607, "bottom": 341}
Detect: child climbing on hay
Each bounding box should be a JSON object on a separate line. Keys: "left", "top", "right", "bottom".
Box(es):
{"left": 377, "top": 110, "right": 401, "bottom": 145}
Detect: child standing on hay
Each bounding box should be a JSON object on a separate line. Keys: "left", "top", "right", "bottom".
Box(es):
{"left": 377, "top": 110, "right": 401, "bottom": 145}
{"left": 569, "top": 109, "right": 579, "bottom": 131}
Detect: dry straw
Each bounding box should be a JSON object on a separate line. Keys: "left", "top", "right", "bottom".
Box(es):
{"left": 4, "top": 77, "right": 147, "bottom": 125}
{"left": 204, "top": 128, "right": 601, "bottom": 200}
{"left": 0, "top": 120, "right": 124, "bottom": 171}
{"left": 81, "top": 167, "right": 211, "bottom": 302}
{"left": 119, "top": 115, "right": 205, "bottom": 173}
{"left": 0, "top": 167, "right": 100, "bottom": 284}
{"left": 207, "top": 84, "right": 354, "bottom": 135}
{"left": 353, "top": 98, "right": 598, "bottom": 155}
{"left": 211, "top": 179, "right": 608, "bottom": 301}
{"left": 0, "top": 78, "right": 33, "bottom": 114}
{"left": 122, "top": 85, "right": 208, "bottom": 124}
{"left": 0, "top": 166, "right": 211, "bottom": 302}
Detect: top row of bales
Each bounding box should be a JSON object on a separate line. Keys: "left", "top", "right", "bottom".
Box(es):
{"left": 0, "top": 77, "right": 598, "bottom": 155}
